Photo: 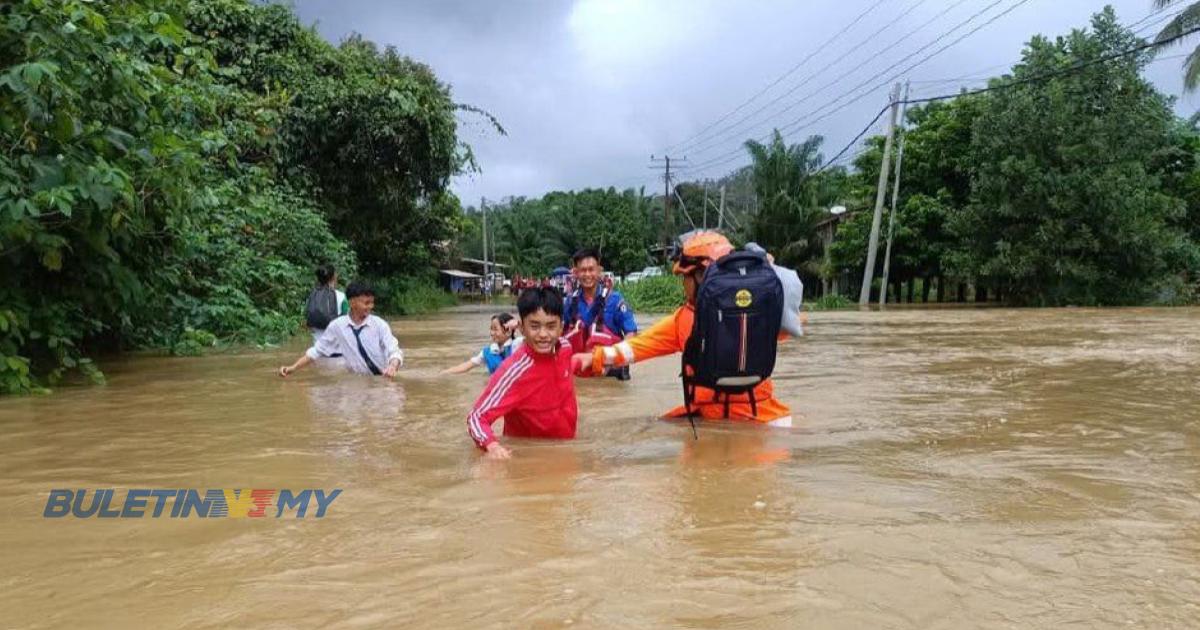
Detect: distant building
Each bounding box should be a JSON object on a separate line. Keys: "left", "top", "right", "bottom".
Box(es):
{"left": 439, "top": 269, "right": 482, "bottom": 294}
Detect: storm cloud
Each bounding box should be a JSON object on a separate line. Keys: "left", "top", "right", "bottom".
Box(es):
{"left": 289, "top": 0, "right": 1198, "bottom": 204}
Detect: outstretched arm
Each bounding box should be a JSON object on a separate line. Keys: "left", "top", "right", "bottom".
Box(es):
{"left": 443, "top": 356, "right": 481, "bottom": 375}
{"left": 281, "top": 326, "right": 340, "bottom": 376}
{"left": 279, "top": 354, "right": 314, "bottom": 377}
{"left": 585, "top": 310, "right": 681, "bottom": 375}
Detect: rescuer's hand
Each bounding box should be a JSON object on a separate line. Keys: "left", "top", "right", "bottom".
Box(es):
{"left": 571, "top": 353, "right": 594, "bottom": 376}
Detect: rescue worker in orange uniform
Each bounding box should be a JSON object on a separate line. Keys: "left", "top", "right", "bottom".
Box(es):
{"left": 573, "top": 231, "right": 793, "bottom": 427}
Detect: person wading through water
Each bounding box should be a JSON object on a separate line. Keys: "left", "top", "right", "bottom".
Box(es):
{"left": 467, "top": 288, "right": 581, "bottom": 460}
{"left": 305, "top": 264, "right": 349, "bottom": 343}
{"left": 279, "top": 281, "right": 403, "bottom": 379}
{"left": 562, "top": 248, "right": 638, "bottom": 380}
{"left": 572, "top": 230, "right": 794, "bottom": 427}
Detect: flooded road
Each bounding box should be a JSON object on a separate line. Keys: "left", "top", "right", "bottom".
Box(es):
{"left": 1, "top": 305, "right": 1199, "bottom": 629}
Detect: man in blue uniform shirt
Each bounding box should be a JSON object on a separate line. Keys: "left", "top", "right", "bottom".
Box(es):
{"left": 562, "top": 248, "right": 638, "bottom": 380}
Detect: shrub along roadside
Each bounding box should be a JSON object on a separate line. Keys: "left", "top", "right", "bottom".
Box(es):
{"left": 0, "top": 1, "right": 471, "bottom": 394}
{"left": 369, "top": 275, "right": 457, "bottom": 316}
{"left": 618, "top": 275, "right": 685, "bottom": 313}
{"left": 806, "top": 295, "right": 854, "bottom": 311}
{"left": 619, "top": 274, "right": 857, "bottom": 314}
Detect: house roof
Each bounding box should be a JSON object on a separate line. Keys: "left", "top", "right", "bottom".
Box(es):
{"left": 460, "top": 257, "right": 509, "bottom": 269}
{"left": 440, "top": 269, "right": 482, "bottom": 279}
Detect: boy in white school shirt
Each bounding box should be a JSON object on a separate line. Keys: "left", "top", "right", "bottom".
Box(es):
{"left": 279, "top": 281, "right": 403, "bottom": 378}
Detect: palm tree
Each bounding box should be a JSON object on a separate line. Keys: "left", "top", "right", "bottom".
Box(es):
{"left": 1154, "top": 0, "right": 1200, "bottom": 89}
{"left": 742, "top": 130, "right": 828, "bottom": 276}
{"left": 494, "top": 206, "right": 550, "bottom": 276}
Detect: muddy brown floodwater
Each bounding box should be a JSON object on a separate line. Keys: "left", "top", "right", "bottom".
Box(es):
{"left": 1, "top": 305, "right": 1198, "bottom": 629}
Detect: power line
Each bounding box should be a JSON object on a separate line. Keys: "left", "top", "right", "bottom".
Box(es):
{"left": 908, "top": 4, "right": 1190, "bottom": 92}
{"left": 672, "top": 187, "right": 698, "bottom": 230}
{"left": 907, "top": 49, "right": 1194, "bottom": 101}
{"left": 819, "top": 23, "right": 1200, "bottom": 179}
{"left": 1127, "top": 0, "right": 1182, "bottom": 32}
{"left": 687, "top": 12, "right": 1193, "bottom": 198}
{"left": 908, "top": 61, "right": 1016, "bottom": 85}
{"left": 678, "top": 100, "right": 889, "bottom": 236}
{"left": 774, "top": 0, "right": 1032, "bottom": 139}
{"left": 681, "top": 0, "right": 977, "bottom": 161}
{"left": 689, "top": 0, "right": 1031, "bottom": 176}
{"left": 1135, "top": 4, "right": 1191, "bottom": 40}
{"left": 815, "top": 104, "right": 890, "bottom": 174}
{"left": 816, "top": 22, "right": 1199, "bottom": 178}
{"left": 618, "top": 2, "right": 1186, "bottom": 191}
{"left": 663, "top": 0, "right": 889, "bottom": 154}
{"left": 672, "top": 0, "right": 934, "bottom": 156}
{"left": 902, "top": 23, "right": 1200, "bottom": 107}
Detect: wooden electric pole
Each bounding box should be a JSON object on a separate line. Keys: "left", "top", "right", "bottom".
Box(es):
{"left": 663, "top": 156, "right": 671, "bottom": 243}
{"left": 859, "top": 83, "right": 902, "bottom": 308}
{"left": 650, "top": 155, "right": 686, "bottom": 247}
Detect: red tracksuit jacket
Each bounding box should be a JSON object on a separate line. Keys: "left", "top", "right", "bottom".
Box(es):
{"left": 467, "top": 341, "right": 578, "bottom": 449}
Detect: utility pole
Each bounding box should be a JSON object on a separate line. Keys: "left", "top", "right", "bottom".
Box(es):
{"left": 718, "top": 184, "right": 726, "bottom": 230}
{"left": 480, "top": 197, "right": 489, "bottom": 297}
{"left": 649, "top": 155, "right": 687, "bottom": 247}
{"left": 663, "top": 157, "right": 671, "bottom": 243}
{"left": 859, "top": 83, "right": 902, "bottom": 308}
{"left": 880, "top": 82, "right": 910, "bottom": 307}
{"left": 491, "top": 203, "right": 499, "bottom": 280}
{"left": 703, "top": 184, "right": 709, "bottom": 228}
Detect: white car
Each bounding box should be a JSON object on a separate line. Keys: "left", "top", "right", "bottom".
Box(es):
{"left": 624, "top": 272, "right": 644, "bottom": 284}
{"left": 640, "top": 266, "right": 664, "bottom": 278}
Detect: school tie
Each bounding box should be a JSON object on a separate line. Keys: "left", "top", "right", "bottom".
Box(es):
{"left": 351, "top": 325, "right": 382, "bottom": 375}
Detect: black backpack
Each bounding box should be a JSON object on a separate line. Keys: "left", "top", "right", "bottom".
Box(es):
{"left": 305, "top": 286, "right": 339, "bottom": 329}
{"left": 681, "top": 250, "right": 784, "bottom": 428}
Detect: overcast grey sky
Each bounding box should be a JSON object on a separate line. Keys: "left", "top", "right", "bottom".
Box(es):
{"left": 289, "top": 0, "right": 1200, "bottom": 205}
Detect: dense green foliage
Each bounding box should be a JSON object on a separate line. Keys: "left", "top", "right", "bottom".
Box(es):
{"left": 806, "top": 294, "right": 854, "bottom": 311}
{"left": 617, "top": 275, "right": 685, "bottom": 312}
{"left": 957, "top": 11, "right": 1194, "bottom": 304}
{"left": 369, "top": 275, "right": 458, "bottom": 316}
{"left": 1, "top": 0, "right": 472, "bottom": 393}
{"left": 183, "top": 1, "right": 484, "bottom": 273}
{"left": 824, "top": 10, "right": 1200, "bottom": 306}
{"left": 739, "top": 132, "right": 850, "bottom": 285}
{"left": 463, "top": 187, "right": 659, "bottom": 276}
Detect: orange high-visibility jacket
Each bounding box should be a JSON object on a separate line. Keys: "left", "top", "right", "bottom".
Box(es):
{"left": 592, "top": 304, "right": 792, "bottom": 424}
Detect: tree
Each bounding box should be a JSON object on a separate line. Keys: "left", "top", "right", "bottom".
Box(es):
{"left": 0, "top": 0, "right": 471, "bottom": 393}
{"left": 743, "top": 131, "right": 838, "bottom": 279}
{"left": 479, "top": 188, "right": 654, "bottom": 277}
{"left": 955, "top": 8, "right": 1197, "bottom": 305}
{"left": 184, "top": 1, "right": 496, "bottom": 274}
{"left": 834, "top": 96, "right": 987, "bottom": 300}
{"left": 1152, "top": 0, "right": 1200, "bottom": 89}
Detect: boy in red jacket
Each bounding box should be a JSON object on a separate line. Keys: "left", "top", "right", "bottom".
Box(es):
{"left": 468, "top": 287, "right": 580, "bottom": 459}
